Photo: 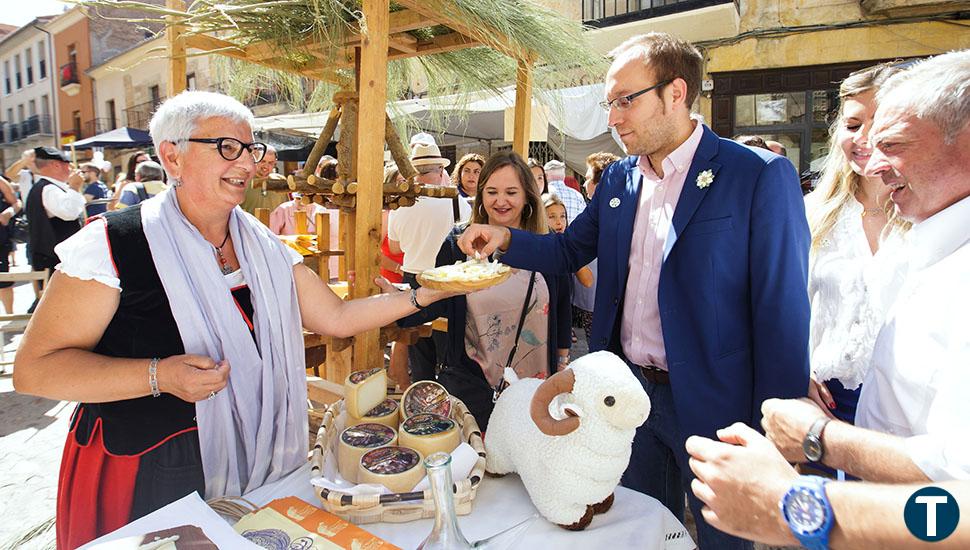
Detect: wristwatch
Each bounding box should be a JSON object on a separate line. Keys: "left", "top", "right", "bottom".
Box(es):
{"left": 780, "top": 475, "right": 834, "bottom": 550}
{"left": 802, "top": 417, "right": 831, "bottom": 463}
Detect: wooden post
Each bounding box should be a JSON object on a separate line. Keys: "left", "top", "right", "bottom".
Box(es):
{"left": 512, "top": 58, "right": 534, "bottom": 158}
{"left": 351, "top": 0, "right": 390, "bottom": 374}
{"left": 166, "top": 0, "right": 187, "bottom": 97}
{"left": 294, "top": 209, "right": 308, "bottom": 235}
{"left": 255, "top": 207, "right": 270, "bottom": 227}
{"left": 316, "top": 211, "right": 331, "bottom": 283}
{"left": 303, "top": 105, "right": 342, "bottom": 178}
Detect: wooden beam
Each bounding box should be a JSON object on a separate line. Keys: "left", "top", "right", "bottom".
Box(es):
{"left": 166, "top": 0, "right": 187, "bottom": 97}
{"left": 387, "top": 32, "right": 418, "bottom": 54}
{"left": 394, "top": 0, "right": 527, "bottom": 61}
{"left": 352, "top": 0, "right": 389, "bottom": 373}
{"left": 183, "top": 34, "right": 346, "bottom": 85}
{"left": 512, "top": 58, "right": 534, "bottom": 157}
{"left": 388, "top": 31, "right": 478, "bottom": 62}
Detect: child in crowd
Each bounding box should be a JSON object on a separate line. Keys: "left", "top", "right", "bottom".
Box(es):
{"left": 543, "top": 193, "right": 593, "bottom": 344}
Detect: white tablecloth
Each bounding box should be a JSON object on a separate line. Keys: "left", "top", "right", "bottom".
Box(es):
{"left": 246, "top": 463, "right": 695, "bottom": 550}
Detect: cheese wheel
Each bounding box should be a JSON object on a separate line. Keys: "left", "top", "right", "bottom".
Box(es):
{"left": 399, "top": 413, "right": 460, "bottom": 458}
{"left": 337, "top": 423, "right": 397, "bottom": 483}
{"left": 348, "top": 398, "right": 400, "bottom": 430}
{"left": 401, "top": 380, "right": 452, "bottom": 419}
{"left": 345, "top": 368, "right": 388, "bottom": 418}
{"left": 358, "top": 446, "right": 424, "bottom": 493}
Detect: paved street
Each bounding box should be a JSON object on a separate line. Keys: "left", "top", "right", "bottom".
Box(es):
{"left": 0, "top": 245, "right": 65, "bottom": 549}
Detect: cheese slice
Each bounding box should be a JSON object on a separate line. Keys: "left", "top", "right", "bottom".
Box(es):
{"left": 401, "top": 380, "right": 452, "bottom": 420}
{"left": 358, "top": 446, "right": 424, "bottom": 493}
{"left": 345, "top": 368, "right": 388, "bottom": 418}
{"left": 337, "top": 423, "right": 397, "bottom": 483}
{"left": 399, "top": 413, "right": 460, "bottom": 459}
{"left": 348, "top": 398, "right": 400, "bottom": 430}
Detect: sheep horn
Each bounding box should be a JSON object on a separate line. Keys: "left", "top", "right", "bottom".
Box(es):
{"left": 530, "top": 369, "right": 580, "bottom": 436}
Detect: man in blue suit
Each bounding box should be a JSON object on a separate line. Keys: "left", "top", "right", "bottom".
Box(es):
{"left": 459, "top": 32, "right": 810, "bottom": 548}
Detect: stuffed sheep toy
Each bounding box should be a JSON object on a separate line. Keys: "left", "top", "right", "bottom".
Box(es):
{"left": 485, "top": 351, "right": 650, "bottom": 530}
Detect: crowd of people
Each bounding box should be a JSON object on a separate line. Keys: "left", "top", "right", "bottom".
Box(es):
{"left": 5, "top": 28, "right": 968, "bottom": 549}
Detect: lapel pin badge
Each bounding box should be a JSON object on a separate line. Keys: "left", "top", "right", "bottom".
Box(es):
{"left": 609, "top": 197, "right": 621, "bottom": 208}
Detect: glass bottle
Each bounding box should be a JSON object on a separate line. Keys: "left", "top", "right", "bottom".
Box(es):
{"left": 417, "top": 452, "right": 537, "bottom": 550}
{"left": 417, "top": 452, "right": 473, "bottom": 550}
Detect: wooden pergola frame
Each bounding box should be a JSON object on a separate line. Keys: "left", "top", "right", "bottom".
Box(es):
{"left": 163, "top": 0, "right": 535, "bottom": 382}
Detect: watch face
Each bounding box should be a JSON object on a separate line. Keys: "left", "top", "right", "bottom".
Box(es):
{"left": 803, "top": 435, "right": 823, "bottom": 462}
{"left": 786, "top": 490, "right": 826, "bottom": 533}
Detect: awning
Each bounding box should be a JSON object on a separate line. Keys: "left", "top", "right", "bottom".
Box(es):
{"left": 68, "top": 127, "right": 154, "bottom": 150}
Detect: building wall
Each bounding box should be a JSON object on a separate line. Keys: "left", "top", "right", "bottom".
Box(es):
{"left": 52, "top": 15, "right": 94, "bottom": 143}
{"left": 0, "top": 23, "right": 58, "bottom": 167}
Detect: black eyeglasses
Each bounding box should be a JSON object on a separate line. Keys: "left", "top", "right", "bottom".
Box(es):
{"left": 599, "top": 79, "right": 673, "bottom": 112}
{"left": 182, "top": 137, "right": 268, "bottom": 162}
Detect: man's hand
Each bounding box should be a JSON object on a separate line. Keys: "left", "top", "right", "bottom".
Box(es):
{"left": 686, "top": 423, "right": 799, "bottom": 547}
{"left": 457, "top": 223, "right": 511, "bottom": 259}
{"left": 761, "top": 397, "right": 829, "bottom": 463}
{"left": 67, "top": 170, "right": 85, "bottom": 192}
{"left": 0, "top": 210, "right": 12, "bottom": 226}
{"left": 155, "top": 354, "right": 231, "bottom": 403}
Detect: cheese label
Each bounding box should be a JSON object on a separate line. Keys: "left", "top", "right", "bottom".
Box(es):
{"left": 349, "top": 367, "right": 383, "bottom": 384}
{"left": 363, "top": 398, "right": 398, "bottom": 418}
{"left": 361, "top": 446, "right": 421, "bottom": 475}
{"left": 403, "top": 381, "right": 452, "bottom": 419}
{"left": 402, "top": 413, "right": 455, "bottom": 436}
{"left": 340, "top": 423, "right": 395, "bottom": 448}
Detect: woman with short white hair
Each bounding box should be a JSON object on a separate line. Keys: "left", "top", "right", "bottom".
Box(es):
{"left": 13, "top": 91, "right": 457, "bottom": 548}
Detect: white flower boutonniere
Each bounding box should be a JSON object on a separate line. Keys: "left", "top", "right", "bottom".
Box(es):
{"left": 696, "top": 169, "right": 714, "bottom": 189}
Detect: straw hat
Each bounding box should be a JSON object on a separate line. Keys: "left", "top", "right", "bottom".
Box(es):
{"left": 410, "top": 140, "right": 450, "bottom": 168}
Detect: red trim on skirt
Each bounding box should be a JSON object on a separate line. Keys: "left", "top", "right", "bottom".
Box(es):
{"left": 56, "top": 407, "right": 198, "bottom": 549}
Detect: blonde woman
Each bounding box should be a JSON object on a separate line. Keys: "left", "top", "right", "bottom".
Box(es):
{"left": 805, "top": 62, "right": 909, "bottom": 424}
{"left": 399, "top": 151, "right": 571, "bottom": 431}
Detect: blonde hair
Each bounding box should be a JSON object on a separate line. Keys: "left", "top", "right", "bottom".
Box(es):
{"left": 542, "top": 192, "right": 565, "bottom": 212}
{"left": 470, "top": 151, "right": 548, "bottom": 235}
{"left": 809, "top": 62, "right": 910, "bottom": 252}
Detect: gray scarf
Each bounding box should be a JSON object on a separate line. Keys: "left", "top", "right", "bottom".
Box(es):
{"left": 142, "top": 188, "right": 307, "bottom": 498}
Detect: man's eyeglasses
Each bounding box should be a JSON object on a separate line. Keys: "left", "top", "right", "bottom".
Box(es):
{"left": 599, "top": 79, "right": 673, "bottom": 112}
{"left": 182, "top": 137, "right": 268, "bottom": 163}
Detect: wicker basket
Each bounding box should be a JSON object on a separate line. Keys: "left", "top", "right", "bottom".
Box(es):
{"left": 310, "top": 394, "right": 486, "bottom": 524}
{"left": 416, "top": 269, "right": 511, "bottom": 293}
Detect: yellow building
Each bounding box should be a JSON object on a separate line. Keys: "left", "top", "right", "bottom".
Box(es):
{"left": 562, "top": 0, "right": 969, "bottom": 174}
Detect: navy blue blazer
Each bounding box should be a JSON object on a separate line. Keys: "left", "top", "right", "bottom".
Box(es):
{"left": 501, "top": 125, "right": 811, "bottom": 440}
{"left": 400, "top": 227, "right": 572, "bottom": 430}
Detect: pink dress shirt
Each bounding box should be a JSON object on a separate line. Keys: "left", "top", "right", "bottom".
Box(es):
{"left": 621, "top": 121, "right": 704, "bottom": 370}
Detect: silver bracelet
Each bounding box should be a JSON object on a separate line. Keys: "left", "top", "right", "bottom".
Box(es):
{"left": 409, "top": 287, "right": 425, "bottom": 309}
{"left": 148, "top": 357, "right": 161, "bottom": 398}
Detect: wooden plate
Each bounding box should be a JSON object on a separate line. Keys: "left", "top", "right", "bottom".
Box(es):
{"left": 416, "top": 268, "right": 512, "bottom": 293}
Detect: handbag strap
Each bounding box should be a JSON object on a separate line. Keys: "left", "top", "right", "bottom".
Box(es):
{"left": 493, "top": 271, "right": 536, "bottom": 401}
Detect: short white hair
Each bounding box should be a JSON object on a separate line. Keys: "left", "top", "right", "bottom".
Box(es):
{"left": 544, "top": 159, "right": 565, "bottom": 178}
{"left": 877, "top": 50, "right": 970, "bottom": 144}
{"left": 149, "top": 91, "right": 255, "bottom": 153}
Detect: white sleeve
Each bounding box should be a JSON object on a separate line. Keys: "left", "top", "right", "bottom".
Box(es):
{"left": 43, "top": 183, "right": 87, "bottom": 221}
{"left": 904, "top": 352, "right": 970, "bottom": 481}
{"left": 287, "top": 245, "right": 304, "bottom": 265}
{"left": 387, "top": 210, "right": 400, "bottom": 241}
{"left": 54, "top": 217, "right": 121, "bottom": 290}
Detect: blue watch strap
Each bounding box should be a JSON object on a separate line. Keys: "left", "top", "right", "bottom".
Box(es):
{"left": 781, "top": 475, "right": 834, "bottom": 550}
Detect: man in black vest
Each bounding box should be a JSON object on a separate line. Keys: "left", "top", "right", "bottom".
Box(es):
{"left": 25, "top": 147, "right": 86, "bottom": 279}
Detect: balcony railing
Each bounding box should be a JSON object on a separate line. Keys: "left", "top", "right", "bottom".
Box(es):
{"left": 124, "top": 97, "right": 166, "bottom": 130}
{"left": 84, "top": 117, "right": 117, "bottom": 138}
{"left": 581, "top": 0, "right": 734, "bottom": 27}
{"left": 0, "top": 115, "right": 54, "bottom": 144}
{"left": 60, "top": 61, "right": 80, "bottom": 88}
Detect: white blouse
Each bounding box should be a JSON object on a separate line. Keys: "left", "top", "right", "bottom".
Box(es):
{"left": 54, "top": 217, "right": 303, "bottom": 291}
{"left": 806, "top": 197, "right": 887, "bottom": 390}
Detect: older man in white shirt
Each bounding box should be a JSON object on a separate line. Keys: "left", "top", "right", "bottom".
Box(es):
{"left": 25, "top": 147, "right": 85, "bottom": 275}
{"left": 752, "top": 50, "right": 970, "bottom": 485}
{"left": 543, "top": 159, "right": 586, "bottom": 224}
